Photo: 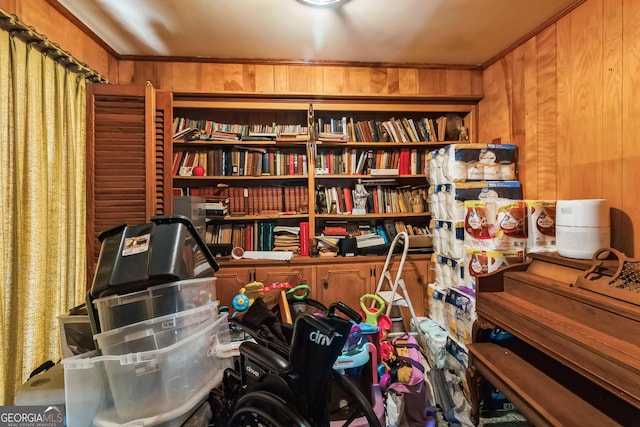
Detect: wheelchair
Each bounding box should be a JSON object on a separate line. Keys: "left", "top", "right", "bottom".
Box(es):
{"left": 210, "top": 301, "right": 382, "bottom": 427}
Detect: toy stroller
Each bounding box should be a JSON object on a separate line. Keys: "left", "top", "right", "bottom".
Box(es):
{"left": 211, "top": 301, "right": 382, "bottom": 426}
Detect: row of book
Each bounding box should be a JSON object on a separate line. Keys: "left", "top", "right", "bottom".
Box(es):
{"left": 315, "top": 147, "right": 426, "bottom": 176}
{"left": 173, "top": 117, "right": 308, "bottom": 140}
{"left": 186, "top": 185, "right": 309, "bottom": 216}
{"left": 316, "top": 114, "right": 454, "bottom": 143}
{"left": 317, "top": 185, "right": 427, "bottom": 215}
{"left": 206, "top": 221, "right": 310, "bottom": 255}
{"left": 204, "top": 216, "right": 430, "bottom": 254}
{"left": 215, "top": 221, "right": 276, "bottom": 251}
{"left": 319, "top": 219, "right": 430, "bottom": 245}
{"left": 173, "top": 147, "right": 308, "bottom": 177}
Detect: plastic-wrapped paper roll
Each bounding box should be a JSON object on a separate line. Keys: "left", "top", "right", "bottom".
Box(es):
{"left": 231, "top": 247, "right": 244, "bottom": 260}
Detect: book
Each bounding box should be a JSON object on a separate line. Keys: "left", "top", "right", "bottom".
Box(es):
{"left": 172, "top": 127, "right": 198, "bottom": 140}
{"left": 355, "top": 234, "right": 386, "bottom": 248}
{"left": 343, "top": 187, "right": 353, "bottom": 213}
{"left": 377, "top": 225, "right": 390, "bottom": 244}
{"left": 178, "top": 151, "right": 197, "bottom": 176}
{"left": 300, "top": 221, "right": 310, "bottom": 256}
{"left": 384, "top": 219, "right": 398, "bottom": 241}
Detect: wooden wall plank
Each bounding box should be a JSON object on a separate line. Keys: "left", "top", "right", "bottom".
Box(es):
{"left": 345, "top": 67, "right": 370, "bottom": 94}
{"left": 622, "top": 0, "right": 640, "bottom": 256}
{"left": 287, "top": 65, "right": 322, "bottom": 93}
{"left": 398, "top": 68, "right": 418, "bottom": 95}
{"left": 274, "top": 65, "right": 288, "bottom": 93}
{"left": 417, "top": 69, "right": 445, "bottom": 96}
{"left": 118, "top": 60, "right": 135, "bottom": 84}
{"left": 386, "top": 68, "right": 400, "bottom": 94}
{"left": 322, "top": 66, "right": 345, "bottom": 94}
{"left": 254, "top": 64, "right": 275, "bottom": 93}
{"left": 223, "top": 63, "right": 244, "bottom": 92}
{"left": 556, "top": 10, "right": 572, "bottom": 200}
{"left": 510, "top": 47, "right": 527, "bottom": 196}
{"left": 522, "top": 38, "right": 538, "bottom": 200}
{"left": 445, "top": 69, "right": 479, "bottom": 97}
{"left": 0, "top": 0, "right": 18, "bottom": 13}
{"left": 536, "top": 26, "right": 558, "bottom": 200}
{"left": 569, "top": 0, "right": 603, "bottom": 199}
{"left": 109, "top": 60, "right": 482, "bottom": 99}
{"left": 478, "top": 62, "right": 510, "bottom": 144}
{"left": 602, "top": 0, "right": 624, "bottom": 253}
{"left": 370, "top": 68, "right": 389, "bottom": 94}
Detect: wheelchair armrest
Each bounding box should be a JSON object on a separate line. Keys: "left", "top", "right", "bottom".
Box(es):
{"left": 240, "top": 341, "right": 291, "bottom": 374}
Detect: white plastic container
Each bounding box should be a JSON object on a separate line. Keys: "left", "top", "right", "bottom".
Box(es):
{"left": 93, "top": 277, "right": 217, "bottom": 332}
{"left": 62, "top": 313, "right": 231, "bottom": 426}
{"left": 556, "top": 199, "right": 610, "bottom": 259}
{"left": 95, "top": 302, "right": 218, "bottom": 355}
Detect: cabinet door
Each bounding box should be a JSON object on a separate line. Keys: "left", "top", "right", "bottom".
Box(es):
{"left": 314, "top": 263, "right": 374, "bottom": 312}
{"left": 253, "top": 266, "right": 313, "bottom": 288}
{"left": 214, "top": 267, "right": 252, "bottom": 309}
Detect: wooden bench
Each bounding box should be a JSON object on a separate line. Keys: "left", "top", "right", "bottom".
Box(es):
{"left": 467, "top": 340, "right": 640, "bottom": 426}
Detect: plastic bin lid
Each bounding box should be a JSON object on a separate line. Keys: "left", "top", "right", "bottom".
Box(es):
{"left": 90, "top": 215, "right": 219, "bottom": 299}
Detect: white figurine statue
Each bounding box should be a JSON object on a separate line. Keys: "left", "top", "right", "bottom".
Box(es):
{"left": 353, "top": 180, "right": 369, "bottom": 214}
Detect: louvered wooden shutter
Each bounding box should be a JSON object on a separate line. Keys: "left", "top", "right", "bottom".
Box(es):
{"left": 86, "top": 84, "right": 168, "bottom": 288}
{"left": 154, "top": 91, "right": 173, "bottom": 216}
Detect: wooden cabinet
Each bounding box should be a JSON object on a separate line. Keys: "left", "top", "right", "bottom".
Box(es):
{"left": 215, "top": 256, "right": 433, "bottom": 319}
{"left": 213, "top": 266, "right": 253, "bottom": 310}
{"left": 253, "top": 266, "right": 313, "bottom": 288}
{"left": 215, "top": 264, "right": 313, "bottom": 309}
{"left": 314, "top": 262, "right": 375, "bottom": 312}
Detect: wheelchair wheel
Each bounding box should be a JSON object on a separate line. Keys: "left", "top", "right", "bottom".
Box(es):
{"left": 328, "top": 370, "right": 382, "bottom": 427}
{"left": 228, "top": 390, "right": 311, "bottom": 427}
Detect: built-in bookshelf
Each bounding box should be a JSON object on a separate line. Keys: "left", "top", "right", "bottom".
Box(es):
{"left": 171, "top": 97, "right": 477, "bottom": 257}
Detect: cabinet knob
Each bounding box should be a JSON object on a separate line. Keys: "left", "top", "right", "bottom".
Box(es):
{"left": 323, "top": 278, "right": 329, "bottom": 289}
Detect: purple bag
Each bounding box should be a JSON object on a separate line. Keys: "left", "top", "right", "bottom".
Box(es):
{"left": 385, "top": 381, "right": 435, "bottom": 427}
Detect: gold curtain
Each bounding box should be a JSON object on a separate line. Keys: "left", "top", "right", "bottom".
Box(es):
{"left": 0, "top": 30, "right": 87, "bottom": 405}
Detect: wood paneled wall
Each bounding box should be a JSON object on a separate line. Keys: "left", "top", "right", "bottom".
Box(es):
{"left": 479, "top": 0, "right": 640, "bottom": 257}
{"left": 6, "top": 0, "right": 638, "bottom": 255}
{"left": 116, "top": 60, "right": 483, "bottom": 98}
{"left": 0, "top": 0, "right": 117, "bottom": 81}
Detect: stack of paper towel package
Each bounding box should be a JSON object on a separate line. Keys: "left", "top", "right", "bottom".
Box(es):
{"left": 422, "top": 143, "right": 557, "bottom": 365}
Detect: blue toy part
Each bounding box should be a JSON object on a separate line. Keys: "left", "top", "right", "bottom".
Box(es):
{"left": 232, "top": 294, "right": 250, "bottom": 312}
{"left": 334, "top": 341, "right": 370, "bottom": 370}
{"left": 377, "top": 363, "right": 387, "bottom": 380}
{"left": 358, "top": 322, "right": 379, "bottom": 336}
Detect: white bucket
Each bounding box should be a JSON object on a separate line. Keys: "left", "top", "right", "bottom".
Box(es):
{"left": 556, "top": 199, "right": 610, "bottom": 259}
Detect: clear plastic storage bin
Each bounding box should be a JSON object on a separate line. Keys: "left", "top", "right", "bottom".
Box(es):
{"left": 93, "top": 277, "right": 217, "bottom": 332}
{"left": 94, "top": 302, "right": 218, "bottom": 355}
{"left": 63, "top": 314, "right": 232, "bottom": 426}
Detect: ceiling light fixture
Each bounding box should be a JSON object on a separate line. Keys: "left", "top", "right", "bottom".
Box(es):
{"left": 297, "top": 0, "right": 348, "bottom": 7}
